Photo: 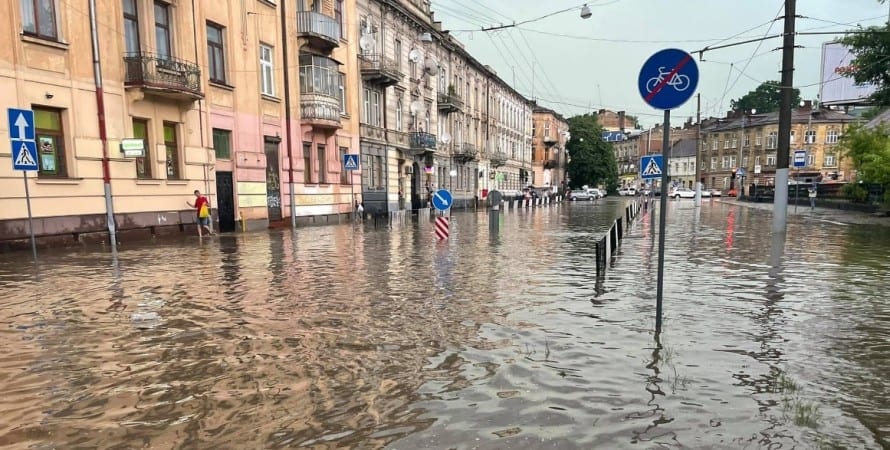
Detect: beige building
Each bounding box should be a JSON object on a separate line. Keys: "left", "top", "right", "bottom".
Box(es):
{"left": 700, "top": 102, "right": 858, "bottom": 192}
{"left": 531, "top": 107, "right": 569, "bottom": 191}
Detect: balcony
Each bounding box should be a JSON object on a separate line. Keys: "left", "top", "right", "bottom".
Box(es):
{"left": 123, "top": 52, "right": 202, "bottom": 101}
{"left": 454, "top": 143, "right": 477, "bottom": 162}
{"left": 490, "top": 151, "right": 508, "bottom": 167}
{"left": 359, "top": 54, "right": 403, "bottom": 87}
{"left": 544, "top": 159, "right": 558, "bottom": 169}
{"left": 408, "top": 132, "right": 437, "bottom": 156}
{"left": 437, "top": 92, "right": 462, "bottom": 114}
{"left": 300, "top": 93, "right": 341, "bottom": 129}
{"left": 543, "top": 136, "right": 557, "bottom": 147}
{"left": 296, "top": 11, "right": 341, "bottom": 52}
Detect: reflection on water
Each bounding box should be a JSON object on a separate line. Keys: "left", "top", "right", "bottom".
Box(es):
{"left": 0, "top": 200, "right": 887, "bottom": 449}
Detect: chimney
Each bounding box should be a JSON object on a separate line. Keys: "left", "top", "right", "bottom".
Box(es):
{"left": 618, "top": 111, "right": 626, "bottom": 132}
{"left": 803, "top": 100, "right": 813, "bottom": 110}
{"left": 598, "top": 108, "right": 606, "bottom": 116}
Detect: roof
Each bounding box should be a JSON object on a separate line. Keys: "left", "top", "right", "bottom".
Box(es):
{"left": 671, "top": 139, "right": 697, "bottom": 158}
{"left": 702, "top": 108, "right": 859, "bottom": 133}
{"left": 865, "top": 109, "right": 890, "bottom": 131}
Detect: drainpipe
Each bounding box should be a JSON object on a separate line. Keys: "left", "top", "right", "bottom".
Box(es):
{"left": 88, "top": 0, "right": 116, "bottom": 248}
{"left": 281, "top": 0, "right": 297, "bottom": 228}
{"left": 192, "top": 0, "right": 212, "bottom": 232}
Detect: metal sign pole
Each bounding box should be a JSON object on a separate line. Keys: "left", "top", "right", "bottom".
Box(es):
{"left": 655, "top": 110, "right": 670, "bottom": 334}
{"left": 22, "top": 172, "right": 37, "bottom": 261}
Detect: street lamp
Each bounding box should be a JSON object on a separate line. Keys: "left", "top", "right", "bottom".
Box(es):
{"left": 580, "top": 4, "right": 592, "bottom": 19}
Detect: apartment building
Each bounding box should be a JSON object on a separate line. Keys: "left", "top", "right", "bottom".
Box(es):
{"left": 532, "top": 107, "right": 569, "bottom": 192}
{"left": 700, "top": 103, "right": 858, "bottom": 191}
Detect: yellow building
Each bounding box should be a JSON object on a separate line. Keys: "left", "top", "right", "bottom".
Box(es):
{"left": 700, "top": 103, "right": 859, "bottom": 192}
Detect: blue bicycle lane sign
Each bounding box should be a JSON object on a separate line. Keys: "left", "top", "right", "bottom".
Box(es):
{"left": 638, "top": 48, "right": 699, "bottom": 110}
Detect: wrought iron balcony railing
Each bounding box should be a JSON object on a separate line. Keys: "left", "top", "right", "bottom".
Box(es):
{"left": 123, "top": 52, "right": 202, "bottom": 99}
{"left": 296, "top": 11, "right": 341, "bottom": 50}
{"left": 454, "top": 143, "right": 477, "bottom": 162}
{"left": 437, "top": 92, "right": 462, "bottom": 113}
{"left": 409, "top": 132, "right": 437, "bottom": 152}
{"left": 359, "top": 54, "right": 403, "bottom": 87}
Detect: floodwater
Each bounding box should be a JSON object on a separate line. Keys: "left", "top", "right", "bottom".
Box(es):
{"left": 0, "top": 199, "right": 888, "bottom": 449}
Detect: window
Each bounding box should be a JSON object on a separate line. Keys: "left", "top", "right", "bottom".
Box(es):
{"left": 133, "top": 119, "right": 152, "bottom": 179}
{"left": 154, "top": 1, "right": 171, "bottom": 60}
{"left": 212, "top": 128, "right": 231, "bottom": 159}
{"left": 723, "top": 134, "right": 730, "bottom": 149}
{"left": 544, "top": 121, "right": 551, "bottom": 138}
{"left": 722, "top": 156, "right": 729, "bottom": 169}
{"left": 260, "top": 44, "right": 275, "bottom": 96}
{"left": 34, "top": 107, "right": 66, "bottom": 177}
{"left": 766, "top": 153, "right": 776, "bottom": 167}
{"left": 742, "top": 155, "right": 749, "bottom": 168}
{"left": 334, "top": 0, "right": 343, "bottom": 31}
{"left": 207, "top": 23, "right": 226, "bottom": 84}
{"left": 362, "top": 88, "right": 382, "bottom": 126}
{"left": 394, "top": 39, "right": 402, "bottom": 70}
{"left": 338, "top": 72, "right": 346, "bottom": 112}
{"left": 755, "top": 155, "right": 761, "bottom": 166}
{"left": 317, "top": 144, "right": 327, "bottom": 184}
{"left": 303, "top": 142, "right": 312, "bottom": 183}
{"left": 374, "top": 155, "right": 384, "bottom": 189}
{"left": 123, "top": 0, "right": 140, "bottom": 54}
{"left": 731, "top": 137, "right": 737, "bottom": 148}
{"left": 766, "top": 131, "right": 778, "bottom": 149}
{"left": 824, "top": 153, "right": 837, "bottom": 167}
{"left": 826, "top": 129, "right": 839, "bottom": 144}
{"left": 744, "top": 134, "right": 750, "bottom": 148}
{"left": 807, "top": 153, "right": 816, "bottom": 167}
{"left": 710, "top": 157, "right": 717, "bottom": 170}
{"left": 424, "top": 105, "right": 431, "bottom": 132}
{"left": 339, "top": 147, "right": 349, "bottom": 184}
{"left": 396, "top": 99, "right": 403, "bottom": 131}
{"left": 21, "top": 0, "right": 58, "bottom": 40}
{"left": 805, "top": 129, "right": 817, "bottom": 144}
{"left": 755, "top": 133, "right": 762, "bottom": 146}
{"left": 730, "top": 155, "right": 737, "bottom": 168}
{"left": 789, "top": 130, "right": 795, "bottom": 144}
{"left": 712, "top": 139, "right": 718, "bottom": 150}
{"left": 163, "top": 122, "right": 180, "bottom": 179}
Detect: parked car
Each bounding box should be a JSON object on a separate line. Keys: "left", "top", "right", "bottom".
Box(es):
{"left": 709, "top": 189, "right": 723, "bottom": 197}
{"left": 588, "top": 188, "right": 604, "bottom": 199}
{"left": 670, "top": 187, "right": 696, "bottom": 199}
{"left": 570, "top": 190, "right": 594, "bottom": 201}
{"left": 618, "top": 187, "right": 637, "bottom": 196}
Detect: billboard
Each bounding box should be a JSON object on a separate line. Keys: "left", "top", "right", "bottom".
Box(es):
{"left": 819, "top": 42, "right": 878, "bottom": 106}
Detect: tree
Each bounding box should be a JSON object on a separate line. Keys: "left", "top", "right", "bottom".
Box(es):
{"left": 841, "top": 23, "right": 890, "bottom": 107}
{"left": 730, "top": 81, "right": 801, "bottom": 113}
{"left": 566, "top": 114, "right": 618, "bottom": 193}
{"left": 841, "top": 124, "right": 890, "bottom": 204}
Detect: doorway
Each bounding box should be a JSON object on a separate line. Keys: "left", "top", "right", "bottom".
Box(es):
{"left": 216, "top": 171, "right": 236, "bottom": 232}
{"left": 265, "top": 137, "right": 282, "bottom": 222}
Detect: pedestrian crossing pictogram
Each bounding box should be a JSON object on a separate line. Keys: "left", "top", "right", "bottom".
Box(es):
{"left": 642, "top": 158, "right": 662, "bottom": 176}
{"left": 343, "top": 154, "right": 359, "bottom": 170}
{"left": 14, "top": 142, "right": 37, "bottom": 167}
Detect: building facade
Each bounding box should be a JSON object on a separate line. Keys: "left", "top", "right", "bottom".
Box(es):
{"left": 1, "top": 0, "right": 538, "bottom": 249}
{"left": 700, "top": 103, "right": 858, "bottom": 192}
{"left": 531, "top": 107, "right": 569, "bottom": 192}
{"left": 668, "top": 139, "right": 697, "bottom": 188}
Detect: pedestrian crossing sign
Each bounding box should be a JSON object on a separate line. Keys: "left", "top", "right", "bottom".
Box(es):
{"left": 343, "top": 154, "right": 359, "bottom": 171}
{"left": 12, "top": 140, "right": 38, "bottom": 171}
{"left": 640, "top": 154, "right": 663, "bottom": 180}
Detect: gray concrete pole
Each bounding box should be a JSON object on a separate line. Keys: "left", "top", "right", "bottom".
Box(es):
{"left": 772, "top": 0, "right": 796, "bottom": 234}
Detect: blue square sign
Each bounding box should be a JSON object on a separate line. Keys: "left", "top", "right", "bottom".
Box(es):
{"left": 8, "top": 108, "right": 38, "bottom": 171}
{"left": 640, "top": 154, "right": 664, "bottom": 180}
{"left": 343, "top": 153, "right": 359, "bottom": 171}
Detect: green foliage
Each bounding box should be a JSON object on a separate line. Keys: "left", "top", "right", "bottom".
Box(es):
{"left": 730, "top": 81, "right": 801, "bottom": 113}
{"left": 841, "top": 24, "right": 890, "bottom": 106}
{"left": 841, "top": 125, "right": 890, "bottom": 187}
{"left": 565, "top": 114, "right": 618, "bottom": 193}
{"left": 842, "top": 183, "right": 869, "bottom": 202}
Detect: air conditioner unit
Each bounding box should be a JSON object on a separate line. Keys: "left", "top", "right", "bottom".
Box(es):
{"left": 404, "top": 165, "right": 414, "bottom": 175}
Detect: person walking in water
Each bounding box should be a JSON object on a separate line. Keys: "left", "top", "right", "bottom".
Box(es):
{"left": 808, "top": 185, "right": 817, "bottom": 211}
{"left": 187, "top": 190, "right": 214, "bottom": 237}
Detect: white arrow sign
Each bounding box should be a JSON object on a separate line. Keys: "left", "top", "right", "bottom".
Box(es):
{"left": 14, "top": 113, "right": 29, "bottom": 140}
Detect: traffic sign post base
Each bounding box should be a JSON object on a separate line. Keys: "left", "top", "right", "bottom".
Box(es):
{"left": 22, "top": 172, "right": 37, "bottom": 261}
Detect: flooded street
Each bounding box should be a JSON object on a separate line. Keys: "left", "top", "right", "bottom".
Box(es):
{"left": 1, "top": 199, "right": 888, "bottom": 449}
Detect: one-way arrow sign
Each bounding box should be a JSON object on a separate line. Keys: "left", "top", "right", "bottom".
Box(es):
{"left": 8, "top": 109, "right": 35, "bottom": 141}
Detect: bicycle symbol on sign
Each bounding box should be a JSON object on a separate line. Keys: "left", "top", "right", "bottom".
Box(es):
{"left": 646, "top": 66, "right": 691, "bottom": 93}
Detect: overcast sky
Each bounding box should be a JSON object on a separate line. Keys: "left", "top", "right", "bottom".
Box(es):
{"left": 430, "top": 0, "right": 889, "bottom": 127}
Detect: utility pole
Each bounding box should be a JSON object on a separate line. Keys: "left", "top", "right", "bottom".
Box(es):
{"left": 773, "top": 0, "right": 796, "bottom": 234}
{"left": 281, "top": 0, "right": 297, "bottom": 229}
{"left": 694, "top": 93, "right": 702, "bottom": 206}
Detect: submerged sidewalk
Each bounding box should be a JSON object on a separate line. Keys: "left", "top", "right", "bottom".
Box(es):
{"left": 714, "top": 197, "right": 890, "bottom": 227}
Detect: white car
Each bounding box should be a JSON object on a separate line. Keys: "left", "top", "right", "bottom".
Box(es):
{"left": 670, "top": 187, "right": 696, "bottom": 199}
{"left": 588, "top": 188, "right": 604, "bottom": 199}
{"left": 570, "top": 190, "right": 593, "bottom": 201}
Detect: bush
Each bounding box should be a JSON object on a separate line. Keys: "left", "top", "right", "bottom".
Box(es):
{"left": 842, "top": 183, "right": 868, "bottom": 203}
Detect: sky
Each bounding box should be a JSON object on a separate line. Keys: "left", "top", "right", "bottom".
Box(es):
{"left": 430, "top": 0, "right": 890, "bottom": 127}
